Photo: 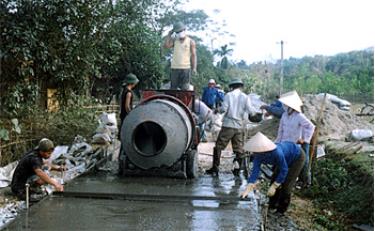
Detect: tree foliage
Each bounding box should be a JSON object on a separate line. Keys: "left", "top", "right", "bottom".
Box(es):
{"left": 280, "top": 49, "right": 374, "bottom": 99}
{"left": 1, "top": 0, "right": 373, "bottom": 116}
{"left": 246, "top": 48, "right": 374, "bottom": 101}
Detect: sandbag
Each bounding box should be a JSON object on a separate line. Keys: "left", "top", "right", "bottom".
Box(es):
{"left": 350, "top": 129, "right": 373, "bottom": 141}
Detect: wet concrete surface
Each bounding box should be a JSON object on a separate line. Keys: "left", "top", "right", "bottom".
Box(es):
{"left": 65, "top": 172, "right": 249, "bottom": 198}
{"left": 5, "top": 172, "right": 263, "bottom": 231}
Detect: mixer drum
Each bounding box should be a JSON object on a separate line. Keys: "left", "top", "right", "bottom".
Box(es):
{"left": 121, "top": 99, "right": 193, "bottom": 170}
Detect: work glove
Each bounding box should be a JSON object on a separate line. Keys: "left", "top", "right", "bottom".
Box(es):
{"left": 267, "top": 182, "right": 281, "bottom": 197}
{"left": 240, "top": 183, "right": 256, "bottom": 198}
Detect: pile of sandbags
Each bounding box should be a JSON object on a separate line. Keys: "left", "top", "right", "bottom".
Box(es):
{"left": 91, "top": 112, "right": 118, "bottom": 145}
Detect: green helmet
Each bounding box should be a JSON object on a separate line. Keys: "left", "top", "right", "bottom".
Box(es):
{"left": 123, "top": 73, "right": 139, "bottom": 85}
{"left": 228, "top": 78, "right": 243, "bottom": 87}
{"left": 173, "top": 22, "right": 186, "bottom": 33}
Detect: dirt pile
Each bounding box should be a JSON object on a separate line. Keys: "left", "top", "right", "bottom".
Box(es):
{"left": 247, "top": 94, "right": 373, "bottom": 142}
{"left": 303, "top": 94, "right": 373, "bottom": 141}
{"left": 245, "top": 119, "right": 280, "bottom": 141}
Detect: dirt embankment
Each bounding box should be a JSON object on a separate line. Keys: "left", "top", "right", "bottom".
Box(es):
{"left": 247, "top": 94, "right": 373, "bottom": 142}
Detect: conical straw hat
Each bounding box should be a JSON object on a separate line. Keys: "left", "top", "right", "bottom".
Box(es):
{"left": 244, "top": 132, "right": 277, "bottom": 153}
{"left": 279, "top": 90, "right": 303, "bottom": 112}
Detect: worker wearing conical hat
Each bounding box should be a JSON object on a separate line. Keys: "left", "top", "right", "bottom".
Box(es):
{"left": 241, "top": 132, "right": 305, "bottom": 214}
{"left": 275, "top": 90, "right": 315, "bottom": 187}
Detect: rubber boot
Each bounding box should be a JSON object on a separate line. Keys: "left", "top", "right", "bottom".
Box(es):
{"left": 276, "top": 191, "right": 291, "bottom": 214}
{"left": 206, "top": 148, "right": 221, "bottom": 175}
{"left": 232, "top": 154, "right": 243, "bottom": 176}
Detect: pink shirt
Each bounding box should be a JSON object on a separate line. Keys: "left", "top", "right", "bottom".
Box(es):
{"left": 275, "top": 111, "right": 315, "bottom": 144}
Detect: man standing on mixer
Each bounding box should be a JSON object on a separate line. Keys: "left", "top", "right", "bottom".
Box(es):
{"left": 163, "top": 21, "right": 197, "bottom": 90}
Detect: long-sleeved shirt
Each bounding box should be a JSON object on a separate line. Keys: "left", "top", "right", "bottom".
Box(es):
{"left": 275, "top": 111, "right": 315, "bottom": 144}
{"left": 216, "top": 89, "right": 225, "bottom": 105}
{"left": 194, "top": 99, "right": 212, "bottom": 125}
{"left": 264, "top": 100, "right": 284, "bottom": 118}
{"left": 202, "top": 86, "right": 219, "bottom": 108}
{"left": 220, "top": 88, "right": 256, "bottom": 129}
{"left": 247, "top": 142, "right": 301, "bottom": 184}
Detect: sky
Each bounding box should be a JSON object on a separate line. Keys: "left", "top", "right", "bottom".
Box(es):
{"left": 182, "top": 0, "right": 375, "bottom": 64}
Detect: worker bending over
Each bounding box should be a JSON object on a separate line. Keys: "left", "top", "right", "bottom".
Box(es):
{"left": 11, "top": 138, "right": 64, "bottom": 201}
{"left": 241, "top": 132, "right": 305, "bottom": 214}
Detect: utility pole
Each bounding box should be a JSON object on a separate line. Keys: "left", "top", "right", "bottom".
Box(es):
{"left": 279, "top": 40, "right": 284, "bottom": 95}
{"left": 264, "top": 60, "right": 268, "bottom": 99}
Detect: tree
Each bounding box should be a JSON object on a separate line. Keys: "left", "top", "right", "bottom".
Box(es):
{"left": 214, "top": 44, "right": 233, "bottom": 69}
{"left": 1, "top": 0, "right": 113, "bottom": 114}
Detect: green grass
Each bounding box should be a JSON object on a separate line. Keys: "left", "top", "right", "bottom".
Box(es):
{"left": 301, "top": 150, "right": 374, "bottom": 230}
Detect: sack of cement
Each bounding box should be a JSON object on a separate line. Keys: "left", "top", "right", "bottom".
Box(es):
{"left": 0, "top": 161, "right": 18, "bottom": 188}
{"left": 316, "top": 144, "right": 326, "bottom": 158}
{"left": 207, "top": 113, "right": 223, "bottom": 140}
{"left": 92, "top": 133, "right": 111, "bottom": 145}
{"left": 318, "top": 93, "right": 351, "bottom": 110}
{"left": 99, "top": 112, "right": 118, "bottom": 136}
{"left": 248, "top": 93, "right": 265, "bottom": 114}
{"left": 68, "top": 136, "right": 93, "bottom": 157}
{"left": 340, "top": 105, "right": 350, "bottom": 111}
{"left": 350, "top": 129, "right": 373, "bottom": 141}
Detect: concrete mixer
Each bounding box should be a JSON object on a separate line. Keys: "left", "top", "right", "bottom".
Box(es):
{"left": 119, "top": 89, "right": 200, "bottom": 179}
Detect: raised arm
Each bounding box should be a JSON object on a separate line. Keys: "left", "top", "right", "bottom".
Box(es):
{"left": 163, "top": 30, "right": 174, "bottom": 49}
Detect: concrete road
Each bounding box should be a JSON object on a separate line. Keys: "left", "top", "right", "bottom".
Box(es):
{"left": 5, "top": 172, "right": 263, "bottom": 231}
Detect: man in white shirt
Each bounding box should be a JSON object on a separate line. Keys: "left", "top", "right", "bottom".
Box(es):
{"left": 205, "top": 79, "right": 256, "bottom": 176}
{"left": 194, "top": 99, "right": 213, "bottom": 142}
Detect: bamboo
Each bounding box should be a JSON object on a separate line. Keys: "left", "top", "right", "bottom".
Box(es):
{"left": 309, "top": 93, "right": 327, "bottom": 183}
{"left": 0, "top": 139, "right": 37, "bottom": 149}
